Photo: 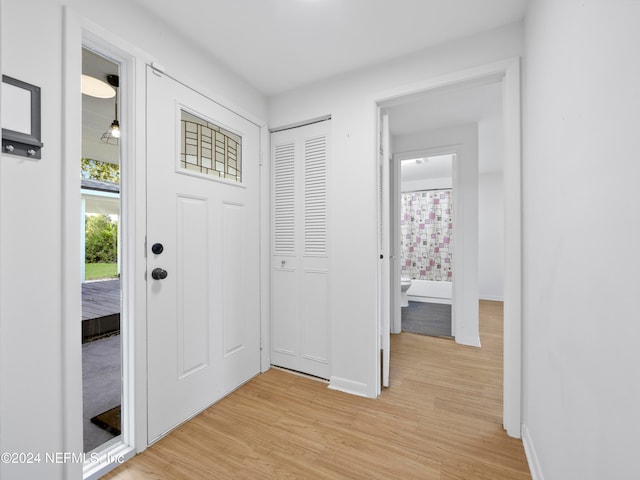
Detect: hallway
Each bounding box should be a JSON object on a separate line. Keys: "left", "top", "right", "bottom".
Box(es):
{"left": 105, "top": 300, "right": 529, "bottom": 479}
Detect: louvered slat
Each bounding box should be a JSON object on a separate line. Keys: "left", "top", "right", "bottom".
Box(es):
{"left": 274, "top": 143, "right": 296, "bottom": 254}
{"left": 304, "top": 136, "right": 327, "bottom": 255}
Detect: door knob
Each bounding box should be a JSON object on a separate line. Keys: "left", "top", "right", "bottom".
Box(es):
{"left": 151, "top": 268, "right": 168, "bottom": 280}
{"left": 151, "top": 243, "right": 164, "bottom": 255}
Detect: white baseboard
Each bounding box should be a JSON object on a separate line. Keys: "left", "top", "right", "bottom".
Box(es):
{"left": 407, "top": 295, "right": 452, "bottom": 305}
{"left": 479, "top": 294, "right": 504, "bottom": 302}
{"left": 522, "top": 424, "right": 544, "bottom": 480}
{"left": 328, "top": 376, "right": 369, "bottom": 398}
{"left": 456, "top": 334, "right": 481, "bottom": 348}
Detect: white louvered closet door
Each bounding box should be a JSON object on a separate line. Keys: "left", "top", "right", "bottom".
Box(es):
{"left": 271, "top": 120, "right": 330, "bottom": 379}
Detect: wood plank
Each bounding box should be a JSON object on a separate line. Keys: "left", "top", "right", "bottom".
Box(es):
{"left": 82, "top": 279, "right": 120, "bottom": 321}
{"left": 105, "top": 300, "right": 530, "bottom": 479}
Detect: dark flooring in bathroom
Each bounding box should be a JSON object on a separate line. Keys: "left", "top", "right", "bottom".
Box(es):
{"left": 402, "top": 301, "right": 452, "bottom": 338}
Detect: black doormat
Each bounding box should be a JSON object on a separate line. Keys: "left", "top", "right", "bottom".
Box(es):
{"left": 90, "top": 405, "right": 121, "bottom": 436}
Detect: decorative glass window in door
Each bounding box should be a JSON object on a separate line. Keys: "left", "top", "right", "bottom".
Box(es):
{"left": 180, "top": 110, "right": 242, "bottom": 182}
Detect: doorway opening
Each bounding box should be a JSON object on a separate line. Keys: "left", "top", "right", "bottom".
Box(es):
{"left": 399, "top": 154, "right": 454, "bottom": 339}
{"left": 81, "top": 47, "right": 123, "bottom": 454}
{"left": 376, "top": 59, "right": 521, "bottom": 437}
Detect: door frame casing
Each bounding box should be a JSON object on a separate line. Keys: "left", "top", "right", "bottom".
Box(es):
{"left": 378, "top": 112, "right": 391, "bottom": 390}
{"left": 372, "top": 57, "right": 522, "bottom": 438}
{"left": 392, "top": 147, "right": 458, "bottom": 338}
{"left": 390, "top": 151, "right": 401, "bottom": 335}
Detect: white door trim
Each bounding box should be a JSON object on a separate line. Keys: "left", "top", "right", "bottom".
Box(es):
{"left": 380, "top": 113, "right": 391, "bottom": 389}
{"left": 394, "top": 146, "right": 463, "bottom": 341}
{"left": 372, "top": 57, "right": 522, "bottom": 438}
{"left": 260, "top": 126, "right": 271, "bottom": 373}
{"left": 61, "top": 10, "right": 84, "bottom": 480}
{"left": 390, "top": 152, "right": 402, "bottom": 335}
{"left": 502, "top": 58, "right": 522, "bottom": 439}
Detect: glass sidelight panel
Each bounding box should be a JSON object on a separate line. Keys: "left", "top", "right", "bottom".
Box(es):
{"left": 81, "top": 47, "right": 123, "bottom": 454}
{"left": 180, "top": 109, "right": 242, "bottom": 182}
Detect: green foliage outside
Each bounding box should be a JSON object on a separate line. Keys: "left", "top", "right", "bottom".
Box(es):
{"left": 85, "top": 263, "right": 118, "bottom": 280}
{"left": 82, "top": 158, "right": 120, "bottom": 279}
{"left": 85, "top": 214, "right": 118, "bottom": 264}
{"left": 81, "top": 157, "right": 120, "bottom": 184}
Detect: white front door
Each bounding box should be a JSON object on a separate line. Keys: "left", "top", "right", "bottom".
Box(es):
{"left": 146, "top": 67, "right": 261, "bottom": 442}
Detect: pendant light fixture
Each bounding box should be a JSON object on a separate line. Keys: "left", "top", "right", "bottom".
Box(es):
{"left": 81, "top": 74, "right": 115, "bottom": 98}
{"left": 101, "top": 74, "right": 120, "bottom": 145}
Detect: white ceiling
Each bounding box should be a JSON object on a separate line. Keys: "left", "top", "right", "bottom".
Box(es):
{"left": 387, "top": 80, "right": 504, "bottom": 181}
{"left": 83, "top": 1, "right": 525, "bottom": 164}
{"left": 82, "top": 48, "right": 120, "bottom": 165}
{"left": 385, "top": 81, "right": 503, "bottom": 137}
{"left": 401, "top": 154, "right": 453, "bottom": 184}
{"left": 129, "top": 0, "right": 528, "bottom": 96}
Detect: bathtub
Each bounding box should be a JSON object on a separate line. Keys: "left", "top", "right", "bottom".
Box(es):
{"left": 406, "top": 279, "right": 452, "bottom": 305}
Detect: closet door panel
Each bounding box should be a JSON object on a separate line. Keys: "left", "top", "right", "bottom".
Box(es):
{"left": 271, "top": 121, "right": 330, "bottom": 379}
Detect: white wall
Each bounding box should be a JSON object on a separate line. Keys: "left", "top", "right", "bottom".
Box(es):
{"left": 0, "top": 1, "right": 267, "bottom": 478}
{"left": 269, "top": 23, "right": 522, "bottom": 395}
{"left": 479, "top": 172, "right": 504, "bottom": 300}
{"left": 407, "top": 280, "right": 453, "bottom": 304}
{"left": 478, "top": 115, "right": 504, "bottom": 300}
{"left": 523, "top": 1, "right": 640, "bottom": 479}
{"left": 401, "top": 176, "right": 452, "bottom": 192}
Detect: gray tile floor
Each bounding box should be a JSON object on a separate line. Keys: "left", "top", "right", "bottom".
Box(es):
{"left": 401, "top": 301, "right": 452, "bottom": 338}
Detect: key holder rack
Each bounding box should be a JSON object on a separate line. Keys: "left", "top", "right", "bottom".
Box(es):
{"left": 2, "top": 75, "right": 44, "bottom": 159}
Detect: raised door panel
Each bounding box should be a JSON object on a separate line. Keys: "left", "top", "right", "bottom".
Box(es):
{"left": 299, "top": 269, "right": 329, "bottom": 379}
{"left": 271, "top": 267, "right": 299, "bottom": 370}
{"left": 222, "top": 202, "right": 246, "bottom": 358}
{"left": 176, "top": 195, "right": 211, "bottom": 380}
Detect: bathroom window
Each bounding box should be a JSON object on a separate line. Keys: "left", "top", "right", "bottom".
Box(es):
{"left": 180, "top": 110, "right": 242, "bottom": 182}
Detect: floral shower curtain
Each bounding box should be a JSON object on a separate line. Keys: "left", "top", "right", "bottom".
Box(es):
{"left": 400, "top": 189, "right": 453, "bottom": 282}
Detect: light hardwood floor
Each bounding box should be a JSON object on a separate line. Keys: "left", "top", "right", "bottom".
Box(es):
{"left": 104, "top": 300, "right": 530, "bottom": 479}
